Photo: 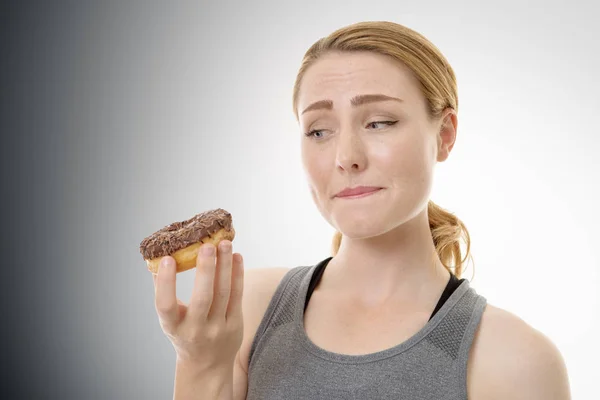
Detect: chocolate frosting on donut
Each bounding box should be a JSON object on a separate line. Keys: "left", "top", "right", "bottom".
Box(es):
{"left": 139, "top": 208, "right": 233, "bottom": 259}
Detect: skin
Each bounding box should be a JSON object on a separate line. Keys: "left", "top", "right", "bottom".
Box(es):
{"left": 296, "top": 50, "right": 572, "bottom": 398}
{"left": 297, "top": 50, "right": 456, "bottom": 309}
{"left": 153, "top": 49, "right": 571, "bottom": 400}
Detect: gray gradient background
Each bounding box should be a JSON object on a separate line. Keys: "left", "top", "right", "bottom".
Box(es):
{"left": 2, "top": 1, "right": 599, "bottom": 398}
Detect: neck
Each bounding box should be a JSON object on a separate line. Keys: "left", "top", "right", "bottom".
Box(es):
{"left": 320, "top": 208, "right": 451, "bottom": 309}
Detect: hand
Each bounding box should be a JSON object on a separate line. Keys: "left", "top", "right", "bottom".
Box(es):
{"left": 152, "top": 240, "right": 244, "bottom": 370}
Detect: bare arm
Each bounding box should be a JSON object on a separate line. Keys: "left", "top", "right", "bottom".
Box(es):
{"left": 498, "top": 330, "right": 571, "bottom": 399}
{"left": 468, "top": 305, "right": 571, "bottom": 400}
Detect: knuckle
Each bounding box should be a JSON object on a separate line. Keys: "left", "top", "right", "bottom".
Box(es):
{"left": 203, "top": 323, "right": 223, "bottom": 341}
{"left": 193, "top": 293, "right": 213, "bottom": 309}
{"left": 185, "top": 323, "right": 217, "bottom": 342}
{"left": 227, "top": 317, "right": 242, "bottom": 331}
{"left": 155, "top": 300, "right": 175, "bottom": 316}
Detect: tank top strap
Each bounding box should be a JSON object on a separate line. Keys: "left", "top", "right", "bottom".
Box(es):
{"left": 248, "top": 260, "right": 487, "bottom": 400}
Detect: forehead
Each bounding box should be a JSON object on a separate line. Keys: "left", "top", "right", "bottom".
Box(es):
{"left": 298, "top": 51, "right": 420, "bottom": 109}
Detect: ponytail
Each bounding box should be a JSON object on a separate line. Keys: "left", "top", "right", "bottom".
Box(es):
{"left": 330, "top": 200, "right": 473, "bottom": 279}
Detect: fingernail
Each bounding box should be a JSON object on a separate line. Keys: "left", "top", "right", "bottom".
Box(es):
{"left": 161, "top": 257, "right": 173, "bottom": 268}
{"left": 202, "top": 244, "right": 215, "bottom": 256}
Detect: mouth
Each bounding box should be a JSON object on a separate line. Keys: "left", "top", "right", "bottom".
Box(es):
{"left": 334, "top": 186, "right": 384, "bottom": 199}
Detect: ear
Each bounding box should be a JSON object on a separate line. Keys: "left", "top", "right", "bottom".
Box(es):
{"left": 436, "top": 108, "right": 458, "bottom": 162}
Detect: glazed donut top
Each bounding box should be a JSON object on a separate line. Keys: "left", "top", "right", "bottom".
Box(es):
{"left": 139, "top": 208, "right": 233, "bottom": 259}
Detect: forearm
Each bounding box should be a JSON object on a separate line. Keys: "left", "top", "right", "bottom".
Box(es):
{"left": 173, "top": 359, "right": 233, "bottom": 400}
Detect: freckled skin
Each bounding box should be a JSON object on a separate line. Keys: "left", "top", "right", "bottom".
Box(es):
{"left": 297, "top": 51, "right": 455, "bottom": 239}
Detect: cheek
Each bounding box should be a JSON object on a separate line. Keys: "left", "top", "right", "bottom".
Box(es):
{"left": 370, "top": 132, "right": 430, "bottom": 185}
{"left": 369, "top": 138, "right": 396, "bottom": 168}
{"left": 301, "top": 144, "right": 331, "bottom": 189}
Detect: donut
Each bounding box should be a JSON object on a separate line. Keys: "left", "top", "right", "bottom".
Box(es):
{"left": 139, "top": 208, "right": 235, "bottom": 274}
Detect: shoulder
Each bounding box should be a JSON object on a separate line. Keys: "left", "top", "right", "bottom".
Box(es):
{"left": 467, "top": 303, "right": 572, "bottom": 399}
{"left": 237, "top": 266, "right": 293, "bottom": 372}
{"left": 241, "top": 266, "right": 294, "bottom": 317}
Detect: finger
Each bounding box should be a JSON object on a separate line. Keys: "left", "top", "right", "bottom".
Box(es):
{"left": 188, "top": 243, "right": 216, "bottom": 320}
{"left": 210, "top": 240, "right": 233, "bottom": 319}
{"left": 226, "top": 253, "right": 244, "bottom": 320}
{"left": 154, "top": 256, "right": 178, "bottom": 331}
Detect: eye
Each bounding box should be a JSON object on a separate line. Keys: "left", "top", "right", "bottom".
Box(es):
{"left": 304, "top": 120, "right": 398, "bottom": 139}
{"left": 304, "top": 129, "right": 328, "bottom": 139}
{"left": 367, "top": 120, "right": 398, "bottom": 129}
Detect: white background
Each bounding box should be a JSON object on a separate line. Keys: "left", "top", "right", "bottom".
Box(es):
{"left": 59, "top": 1, "right": 600, "bottom": 398}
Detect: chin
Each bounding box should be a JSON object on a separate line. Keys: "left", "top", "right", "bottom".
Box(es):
{"left": 330, "top": 209, "right": 396, "bottom": 240}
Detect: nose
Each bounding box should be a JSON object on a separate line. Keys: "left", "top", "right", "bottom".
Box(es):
{"left": 335, "top": 129, "right": 366, "bottom": 173}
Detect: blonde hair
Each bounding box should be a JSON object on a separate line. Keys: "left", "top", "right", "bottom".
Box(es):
{"left": 292, "top": 21, "right": 474, "bottom": 280}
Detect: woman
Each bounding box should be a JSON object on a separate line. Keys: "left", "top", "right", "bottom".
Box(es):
{"left": 153, "top": 21, "right": 571, "bottom": 399}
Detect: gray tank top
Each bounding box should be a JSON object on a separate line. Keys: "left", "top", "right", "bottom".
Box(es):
{"left": 246, "top": 260, "right": 487, "bottom": 399}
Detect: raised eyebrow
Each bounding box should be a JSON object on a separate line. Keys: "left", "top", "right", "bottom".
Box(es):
{"left": 300, "top": 94, "right": 403, "bottom": 115}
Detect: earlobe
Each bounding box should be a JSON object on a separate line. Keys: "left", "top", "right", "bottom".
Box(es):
{"left": 436, "top": 145, "right": 450, "bottom": 162}
{"left": 436, "top": 109, "right": 457, "bottom": 162}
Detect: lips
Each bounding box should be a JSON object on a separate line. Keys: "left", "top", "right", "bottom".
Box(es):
{"left": 334, "top": 186, "right": 383, "bottom": 198}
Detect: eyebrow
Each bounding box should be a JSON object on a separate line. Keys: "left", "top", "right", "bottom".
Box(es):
{"left": 300, "top": 94, "right": 404, "bottom": 115}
